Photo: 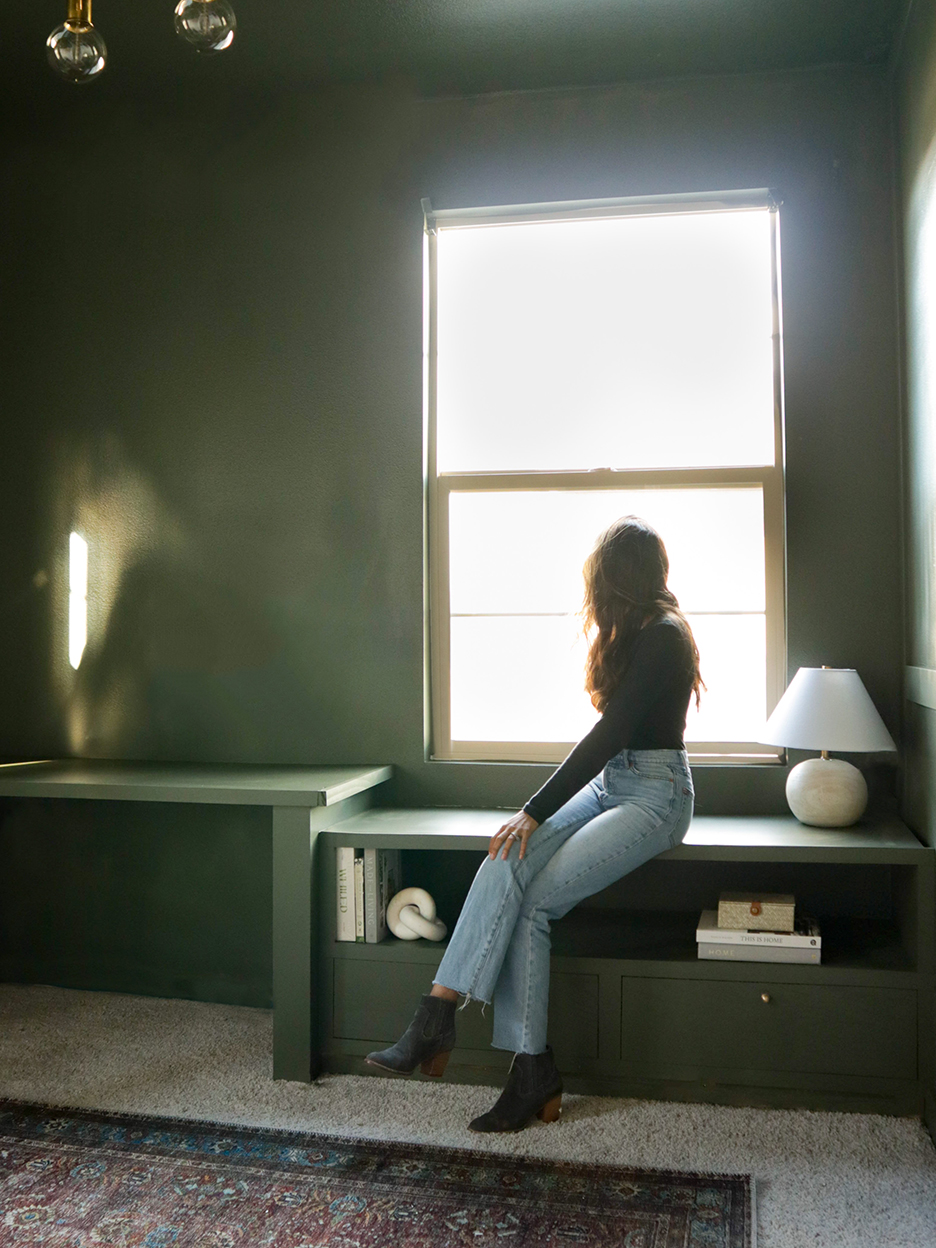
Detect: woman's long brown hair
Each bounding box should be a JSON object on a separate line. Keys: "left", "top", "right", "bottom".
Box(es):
{"left": 582, "top": 515, "right": 703, "bottom": 713}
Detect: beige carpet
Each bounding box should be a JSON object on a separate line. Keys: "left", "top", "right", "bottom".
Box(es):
{"left": 2, "top": 983, "right": 935, "bottom": 1247}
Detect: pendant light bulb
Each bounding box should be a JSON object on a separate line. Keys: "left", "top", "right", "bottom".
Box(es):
{"left": 174, "top": 0, "right": 237, "bottom": 53}
{"left": 47, "top": 0, "right": 107, "bottom": 84}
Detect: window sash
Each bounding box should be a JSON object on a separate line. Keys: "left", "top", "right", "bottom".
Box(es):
{"left": 429, "top": 469, "right": 785, "bottom": 764}
{"left": 425, "top": 194, "right": 786, "bottom": 766}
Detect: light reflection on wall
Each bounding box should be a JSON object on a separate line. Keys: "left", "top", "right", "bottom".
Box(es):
{"left": 68, "top": 532, "right": 88, "bottom": 670}
{"left": 53, "top": 435, "right": 189, "bottom": 753}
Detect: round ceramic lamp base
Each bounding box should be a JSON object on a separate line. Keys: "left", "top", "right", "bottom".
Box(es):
{"left": 785, "top": 756, "right": 868, "bottom": 827}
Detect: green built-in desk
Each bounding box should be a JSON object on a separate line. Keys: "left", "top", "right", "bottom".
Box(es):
{"left": 0, "top": 759, "right": 392, "bottom": 1082}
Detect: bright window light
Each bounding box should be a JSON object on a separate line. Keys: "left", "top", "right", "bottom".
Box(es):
{"left": 69, "top": 532, "right": 88, "bottom": 670}
{"left": 448, "top": 488, "right": 767, "bottom": 743}
{"left": 436, "top": 210, "right": 775, "bottom": 474}
{"left": 428, "top": 194, "right": 785, "bottom": 763}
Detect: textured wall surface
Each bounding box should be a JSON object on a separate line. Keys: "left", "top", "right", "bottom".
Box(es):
{"left": 897, "top": 0, "right": 936, "bottom": 847}
{"left": 0, "top": 64, "right": 903, "bottom": 1002}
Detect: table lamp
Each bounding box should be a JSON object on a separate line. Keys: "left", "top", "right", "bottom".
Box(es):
{"left": 759, "top": 667, "right": 897, "bottom": 827}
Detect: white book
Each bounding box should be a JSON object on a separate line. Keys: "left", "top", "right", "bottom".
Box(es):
{"left": 698, "top": 941, "right": 821, "bottom": 964}
{"left": 335, "top": 847, "right": 355, "bottom": 942}
{"left": 696, "top": 910, "right": 821, "bottom": 949}
{"left": 354, "top": 853, "right": 365, "bottom": 942}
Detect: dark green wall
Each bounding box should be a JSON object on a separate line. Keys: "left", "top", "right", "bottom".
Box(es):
{"left": 0, "top": 64, "right": 903, "bottom": 1004}
{"left": 897, "top": 0, "right": 936, "bottom": 849}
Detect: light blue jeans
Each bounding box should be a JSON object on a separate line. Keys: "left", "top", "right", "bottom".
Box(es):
{"left": 433, "top": 748, "right": 694, "bottom": 1055}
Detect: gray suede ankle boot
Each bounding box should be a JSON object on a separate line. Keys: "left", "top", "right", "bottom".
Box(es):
{"left": 364, "top": 994, "right": 457, "bottom": 1077}
{"left": 468, "top": 1046, "right": 562, "bottom": 1132}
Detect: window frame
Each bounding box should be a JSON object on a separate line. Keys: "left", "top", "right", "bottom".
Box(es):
{"left": 424, "top": 190, "right": 786, "bottom": 766}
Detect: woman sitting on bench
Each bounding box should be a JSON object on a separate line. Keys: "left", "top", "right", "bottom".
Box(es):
{"left": 366, "top": 515, "right": 702, "bottom": 1132}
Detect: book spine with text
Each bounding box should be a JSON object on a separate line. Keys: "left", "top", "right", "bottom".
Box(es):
{"left": 380, "top": 849, "right": 402, "bottom": 942}
{"left": 698, "top": 943, "right": 821, "bottom": 964}
{"left": 364, "top": 849, "right": 379, "bottom": 943}
{"left": 335, "top": 847, "right": 355, "bottom": 942}
{"left": 696, "top": 910, "right": 821, "bottom": 948}
{"left": 354, "top": 852, "right": 365, "bottom": 942}
{"left": 697, "top": 930, "right": 821, "bottom": 948}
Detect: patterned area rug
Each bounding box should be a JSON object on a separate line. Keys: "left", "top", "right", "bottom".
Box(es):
{"left": 0, "top": 1098, "right": 754, "bottom": 1246}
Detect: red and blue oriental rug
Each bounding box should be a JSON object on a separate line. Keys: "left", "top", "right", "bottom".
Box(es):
{"left": 0, "top": 1098, "right": 754, "bottom": 1246}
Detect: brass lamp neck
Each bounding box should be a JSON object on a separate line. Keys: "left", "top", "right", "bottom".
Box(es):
{"left": 821, "top": 750, "right": 830, "bottom": 760}
{"left": 68, "top": 0, "right": 92, "bottom": 25}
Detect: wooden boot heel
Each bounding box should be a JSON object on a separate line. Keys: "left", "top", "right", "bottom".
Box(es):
{"left": 536, "top": 1094, "right": 562, "bottom": 1123}
{"left": 420, "top": 1050, "right": 452, "bottom": 1077}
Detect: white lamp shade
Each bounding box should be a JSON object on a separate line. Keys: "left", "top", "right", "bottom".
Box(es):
{"left": 760, "top": 667, "right": 897, "bottom": 753}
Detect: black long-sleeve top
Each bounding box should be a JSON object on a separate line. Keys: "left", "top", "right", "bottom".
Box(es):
{"left": 522, "top": 617, "right": 694, "bottom": 826}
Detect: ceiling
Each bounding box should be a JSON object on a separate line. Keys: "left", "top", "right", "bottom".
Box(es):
{"left": 5, "top": 0, "right": 910, "bottom": 97}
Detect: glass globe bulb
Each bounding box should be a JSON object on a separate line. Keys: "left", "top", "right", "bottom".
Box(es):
{"left": 46, "top": 20, "right": 107, "bottom": 84}
{"left": 174, "top": 0, "right": 236, "bottom": 53}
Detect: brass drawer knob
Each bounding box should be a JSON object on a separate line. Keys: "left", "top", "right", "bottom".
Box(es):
{"left": 761, "top": 993, "right": 771, "bottom": 1003}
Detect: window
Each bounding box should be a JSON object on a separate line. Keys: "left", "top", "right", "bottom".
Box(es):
{"left": 424, "top": 191, "right": 785, "bottom": 764}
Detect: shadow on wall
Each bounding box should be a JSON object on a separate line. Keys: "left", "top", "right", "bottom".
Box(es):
{"left": 51, "top": 432, "right": 322, "bottom": 762}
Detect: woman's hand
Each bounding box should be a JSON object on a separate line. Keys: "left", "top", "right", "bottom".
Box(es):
{"left": 488, "top": 811, "right": 539, "bottom": 861}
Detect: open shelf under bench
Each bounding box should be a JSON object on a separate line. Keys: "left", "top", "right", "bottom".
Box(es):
{"left": 329, "top": 910, "right": 918, "bottom": 976}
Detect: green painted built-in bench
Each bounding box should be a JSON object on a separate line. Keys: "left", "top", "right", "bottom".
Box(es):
{"left": 0, "top": 763, "right": 932, "bottom": 1136}
{"left": 0, "top": 759, "right": 392, "bottom": 1083}
{"left": 320, "top": 807, "right": 935, "bottom": 1133}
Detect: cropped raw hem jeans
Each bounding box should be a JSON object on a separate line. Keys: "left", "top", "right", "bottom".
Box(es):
{"left": 433, "top": 748, "right": 694, "bottom": 1056}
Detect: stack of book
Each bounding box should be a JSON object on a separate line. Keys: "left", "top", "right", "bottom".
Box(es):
{"left": 336, "top": 848, "right": 402, "bottom": 943}
{"left": 696, "top": 909, "right": 822, "bottom": 964}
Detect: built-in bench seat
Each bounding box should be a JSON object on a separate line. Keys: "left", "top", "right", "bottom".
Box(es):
{"left": 320, "top": 805, "right": 934, "bottom": 1122}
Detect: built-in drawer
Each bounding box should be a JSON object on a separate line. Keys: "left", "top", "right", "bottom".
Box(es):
{"left": 620, "top": 977, "right": 917, "bottom": 1080}
{"left": 333, "top": 959, "right": 599, "bottom": 1060}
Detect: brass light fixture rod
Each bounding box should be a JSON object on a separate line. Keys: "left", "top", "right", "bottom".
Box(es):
{"left": 820, "top": 667, "right": 830, "bottom": 757}
{"left": 67, "top": 0, "right": 92, "bottom": 24}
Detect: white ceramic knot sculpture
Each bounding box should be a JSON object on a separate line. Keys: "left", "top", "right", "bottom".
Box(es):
{"left": 387, "top": 888, "right": 447, "bottom": 942}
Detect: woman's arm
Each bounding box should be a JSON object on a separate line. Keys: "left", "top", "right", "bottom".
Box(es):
{"left": 522, "top": 621, "right": 688, "bottom": 826}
